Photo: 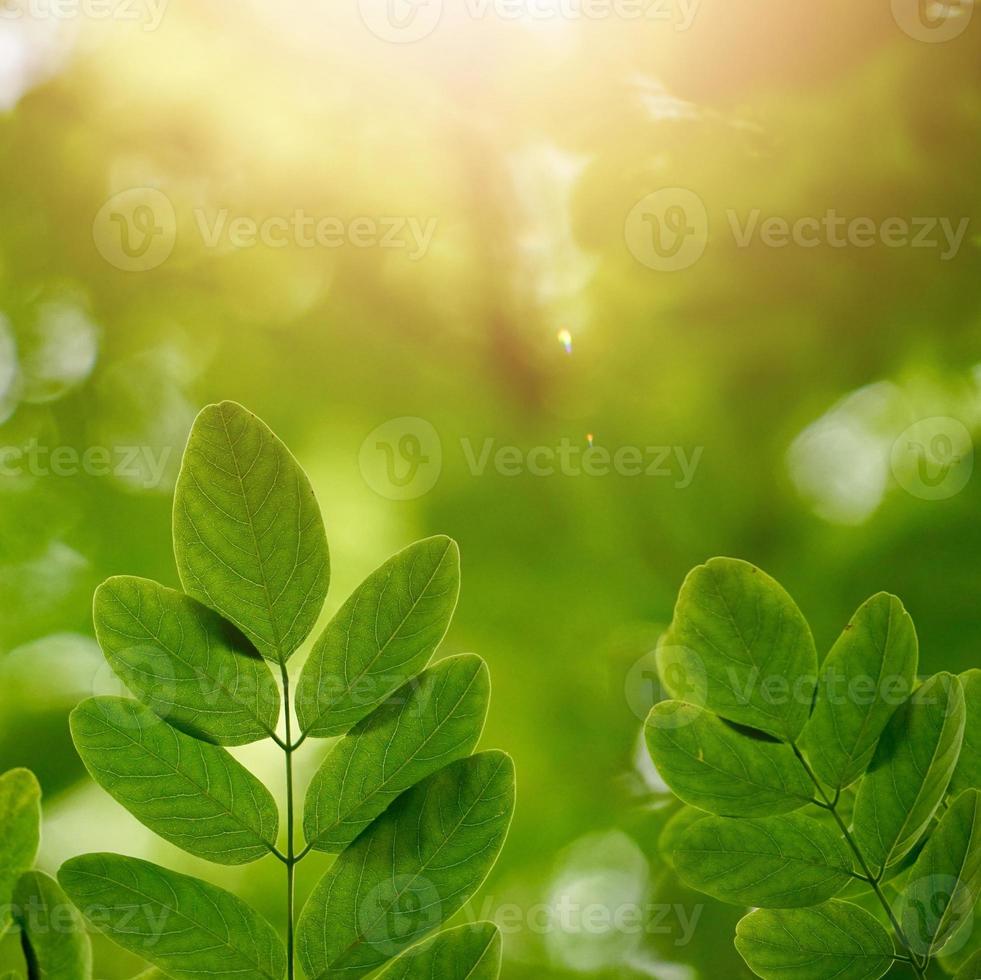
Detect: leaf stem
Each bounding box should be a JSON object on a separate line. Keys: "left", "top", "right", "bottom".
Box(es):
{"left": 280, "top": 661, "right": 296, "bottom": 980}
{"left": 791, "top": 745, "right": 928, "bottom": 980}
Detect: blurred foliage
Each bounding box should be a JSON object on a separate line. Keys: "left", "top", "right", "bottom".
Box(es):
{"left": 0, "top": 0, "right": 979, "bottom": 977}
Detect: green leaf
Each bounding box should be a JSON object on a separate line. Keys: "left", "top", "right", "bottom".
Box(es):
{"left": 799, "top": 592, "right": 918, "bottom": 790}
{"left": 303, "top": 653, "right": 489, "bottom": 853}
{"left": 853, "top": 672, "right": 966, "bottom": 873}
{"left": 0, "top": 768, "right": 41, "bottom": 934}
{"left": 59, "top": 853, "right": 286, "bottom": 980}
{"left": 297, "top": 751, "right": 514, "bottom": 980}
{"left": 645, "top": 701, "right": 813, "bottom": 816}
{"left": 899, "top": 788, "right": 981, "bottom": 958}
{"left": 296, "top": 536, "right": 460, "bottom": 738}
{"left": 951, "top": 669, "right": 981, "bottom": 795}
{"left": 70, "top": 697, "right": 278, "bottom": 865}
{"left": 660, "top": 557, "right": 817, "bottom": 741}
{"left": 735, "top": 901, "right": 895, "bottom": 980}
{"left": 658, "top": 806, "right": 708, "bottom": 870}
{"left": 93, "top": 576, "right": 280, "bottom": 747}
{"left": 13, "top": 870, "right": 92, "bottom": 980}
{"left": 956, "top": 950, "right": 981, "bottom": 979}
{"left": 173, "top": 401, "right": 329, "bottom": 664}
{"left": 375, "top": 923, "right": 502, "bottom": 980}
{"left": 673, "top": 812, "right": 854, "bottom": 907}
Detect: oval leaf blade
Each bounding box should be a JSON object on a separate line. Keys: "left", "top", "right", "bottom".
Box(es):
{"left": 950, "top": 669, "right": 981, "bottom": 795}
{"left": 735, "top": 901, "right": 895, "bottom": 980}
{"left": 673, "top": 812, "right": 854, "bottom": 908}
{"left": 375, "top": 923, "right": 502, "bottom": 980}
{"left": 645, "top": 701, "right": 813, "bottom": 816}
{"left": 660, "top": 557, "right": 817, "bottom": 741}
{"left": 173, "top": 401, "right": 329, "bottom": 663}
{"left": 296, "top": 536, "right": 460, "bottom": 738}
{"left": 799, "top": 592, "right": 918, "bottom": 790}
{"left": 658, "top": 806, "right": 709, "bottom": 870}
{"left": 853, "top": 672, "right": 966, "bottom": 873}
{"left": 303, "top": 653, "right": 489, "bottom": 853}
{"left": 0, "top": 768, "right": 41, "bottom": 934}
{"left": 297, "top": 751, "right": 514, "bottom": 980}
{"left": 94, "top": 576, "right": 280, "bottom": 746}
{"left": 899, "top": 788, "right": 981, "bottom": 958}
{"left": 59, "top": 853, "right": 287, "bottom": 980}
{"left": 70, "top": 697, "right": 278, "bottom": 865}
{"left": 13, "top": 871, "right": 92, "bottom": 980}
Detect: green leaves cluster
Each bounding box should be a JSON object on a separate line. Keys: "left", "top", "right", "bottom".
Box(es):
{"left": 647, "top": 557, "right": 981, "bottom": 980}
{"left": 59, "top": 402, "right": 514, "bottom": 980}
{"left": 0, "top": 768, "right": 92, "bottom": 979}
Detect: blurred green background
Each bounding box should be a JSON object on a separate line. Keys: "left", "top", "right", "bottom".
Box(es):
{"left": 0, "top": 0, "right": 979, "bottom": 976}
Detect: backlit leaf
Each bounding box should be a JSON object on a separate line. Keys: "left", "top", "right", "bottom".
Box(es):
{"left": 950, "top": 669, "right": 981, "bottom": 795}
{"left": 297, "top": 751, "right": 514, "bottom": 980}
{"left": 375, "top": 923, "right": 502, "bottom": 980}
{"left": 70, "top": 697, "right": 278, "bottom": 865}
{"left": 94, "top": 576, "right": 280, "bottom": 746}
{"left": 59, "top": 853, "right": 286, "bottom": 980}
{"left": 658, "top": 806, "right": 708, "bottom": 870}
{"left": 735, "top": 901, "right": 895, "bottom": 980}
{"left": 296, "top": 536, "right": 460, "bottom": 738}
{"left": 645, "top": 701, "right": 813, "bottom": 816}
{"left": 13, "top": 870, "right": 92, "bottom": 980}
{"left": 899, "top": 788, "right": 981, "bottom": 958}
{"left": 303, "top": 653, "right": 488, "bottom": 853}
{"left": 660, "top": 558, "right": 817, "bottom": 741}
{"left": 0, "top": 768, "right": 40, "bottom": 934}
{"left": 673, "top": 812, "right": 854, "bottom": 907}
{"left": 799, "top": 592, "right": 918, "bottom": 790}
{"left": 173, "top": 401, "right": 329, "bottom": 664}
{"left": 853, "top": 672, "right": 966, "bottom": 873}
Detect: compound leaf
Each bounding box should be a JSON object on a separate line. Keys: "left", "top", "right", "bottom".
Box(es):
{"left": 375, "top": 922, "right": 502, "bottom": 980}
{"left": 950, "top": 669, "right": 981, "bottom": 795}
{"left": 13, "top": 870, "right": 92, "bottom": 980}
{"left": 0, "top": 768, "right": 40, "bottom": 934}
{"left": 799, "top": 592, "right": 918, "bottom": 790}
{"left": 853, "top": 672, "right": 966, "bottom": 873}
{"left": 899, "top": 788, "right": 981, "bottom": 959}
{"left": 673, "top": 812, "right": 854, "bottom": 908}
{"left": 303, "top": 653, "right": 489, "bottom": 853}
{"left": 70, "top": 697, "right": 278, "bottom": 865}
{"left": 94, "top": 576, "right": 280, "bottom": 746}
{"left": 735, "top": 901, "right": 895, "bottom": 980}
{"left": 173, "top": 401, "right": 329, "bottom": 664}
{"left": 645, "top": 701, "right": 813, "bottom": 816}
{"left": 297, "top": 751, "right": 514, "bottom": 980}
{"left": 296, "top": 536, "right": 460, "bottom": 738}
{"left": 59, "top": 853, "right": 286, "bottom": 980}
{"left": 660, "top": 557, "right": 816, "bottom": 741}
